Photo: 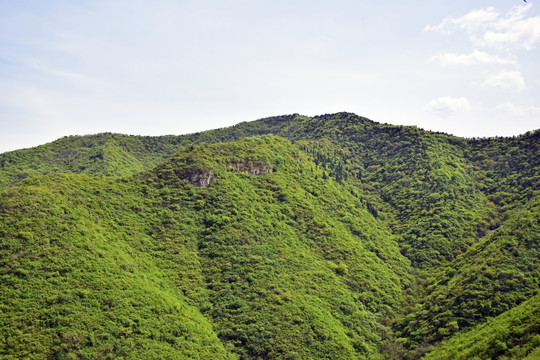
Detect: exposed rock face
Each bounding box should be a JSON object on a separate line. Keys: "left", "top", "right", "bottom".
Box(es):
{"left": 185, "top": 171, "right": 215, "bottom": 187}
{"left": 229, "top": 161, "right": 273, "bottom": 176}
{"left": 184, "top": 161, "right": 272, "bottom": 187}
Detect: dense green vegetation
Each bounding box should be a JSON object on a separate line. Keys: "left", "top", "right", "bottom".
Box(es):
{"left": 397, "top": 194, "right": 540, "bottom": 357}
{"left": 0, "top": 175, "right": 231, "bottom": 359}
{"left": 0, "top": 113, "right": 538, "bottom": 359}
{"left": 423, "top": 293, "right": 540, "bottom": 360}
{"left": 0, "top": 133, "right": 189, "bottom": 190}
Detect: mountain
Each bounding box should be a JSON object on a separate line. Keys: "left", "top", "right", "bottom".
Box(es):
{"left": 0, "top": 113, "right": 538, "bottom": 359}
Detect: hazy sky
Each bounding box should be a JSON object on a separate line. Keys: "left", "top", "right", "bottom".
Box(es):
{"left": 1, "top": 1, "right": 539, "bottom": 153}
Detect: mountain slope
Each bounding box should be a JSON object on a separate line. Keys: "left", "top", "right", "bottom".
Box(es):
{"left": 397, "top": 193, "right": 540, "bottom": 356}
{"left": 1, "top": 136, "right": 413, "bottom": 359}
{"left": 0, "top": 133, "right": 190, "bottom": 190}
{"left": 5, "top": 113, "right": 532, "bottom": 269}
{"left": 0, "top": 174, "right": 231, "bottom": 359}
{"left": 0, "top": 113, "right": 539, "bottom": 359}
{"left": 422, "top": 293, "right": 540, "bottom": 360}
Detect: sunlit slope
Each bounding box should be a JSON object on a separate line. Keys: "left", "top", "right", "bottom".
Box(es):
{"left": 0, "top": 174, "right": 231, "bottom": 359}
{"left": 141, "top": 136, "right": 412, "bottom": 358}
{"left": 1, "top": 136, "right": 412, "bottom": 359}
{"left": 0, "top": 133, "right": 191, "bottom": 190}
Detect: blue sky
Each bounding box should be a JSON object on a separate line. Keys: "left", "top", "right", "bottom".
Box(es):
{"left": 1, "top": 0, "right": 539, "bottom": 153}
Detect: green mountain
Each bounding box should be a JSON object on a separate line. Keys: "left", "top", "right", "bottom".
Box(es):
{"left": 0, "top": 113, "right": 538, "bottom": 359}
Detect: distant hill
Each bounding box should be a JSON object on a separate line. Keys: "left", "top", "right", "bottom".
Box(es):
{"left": 1, "top": 113, "right": 538, "bottom": 359}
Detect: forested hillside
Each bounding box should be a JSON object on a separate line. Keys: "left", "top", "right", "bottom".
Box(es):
{"left": 1, "top": 113, "right": 538, "bottom": 359}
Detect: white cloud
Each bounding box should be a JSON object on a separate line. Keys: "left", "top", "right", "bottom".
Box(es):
{"left": 423, "top": 7, "right": 499, "bottom": 35}
{"left": 454, "top": 7, "right": 500, "bottom": 33}
{"left": 481, "top": 70, "right": 526, "bottom": 91}
{"left": 424, "top": 97, "right": 470, "bottom": 115}
{"left": 429, "top": 49, "right": 516, "bottom": 67}
{"left": 425, "top": 4, "right": 540, "bottom": 51}
{"left": 495, "top": 102, "right": 540, "bottom": 117}
{"left": 482, "top": 17, "right": 540, "bottom": 50}
{"left": 481, "top": 5, "right": 540, "bottom": 50}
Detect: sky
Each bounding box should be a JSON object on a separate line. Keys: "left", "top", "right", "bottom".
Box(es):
{"left": 1, "top": 0, "right": 539, "bottom": 153}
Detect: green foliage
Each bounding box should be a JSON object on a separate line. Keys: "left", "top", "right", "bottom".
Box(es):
{"left": 397, "top": 194, "right": 540, "bottom": 354}
{"left": 0, "top": 137, "right": 413, "bottom": 359}
{"left": 0, "top": 175, "right": 231, "bottom": 359}
{"left": 422, "top": 293, "right": 540, "bottom": 360}
{"left": 0, "top": 113, "right": 539, "bottom": 359}
{"left": 0, "top": 133, "right": 189, "bottom": 190}
{"left": 143, "top": 136, "right": 412, "bottom": 358}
